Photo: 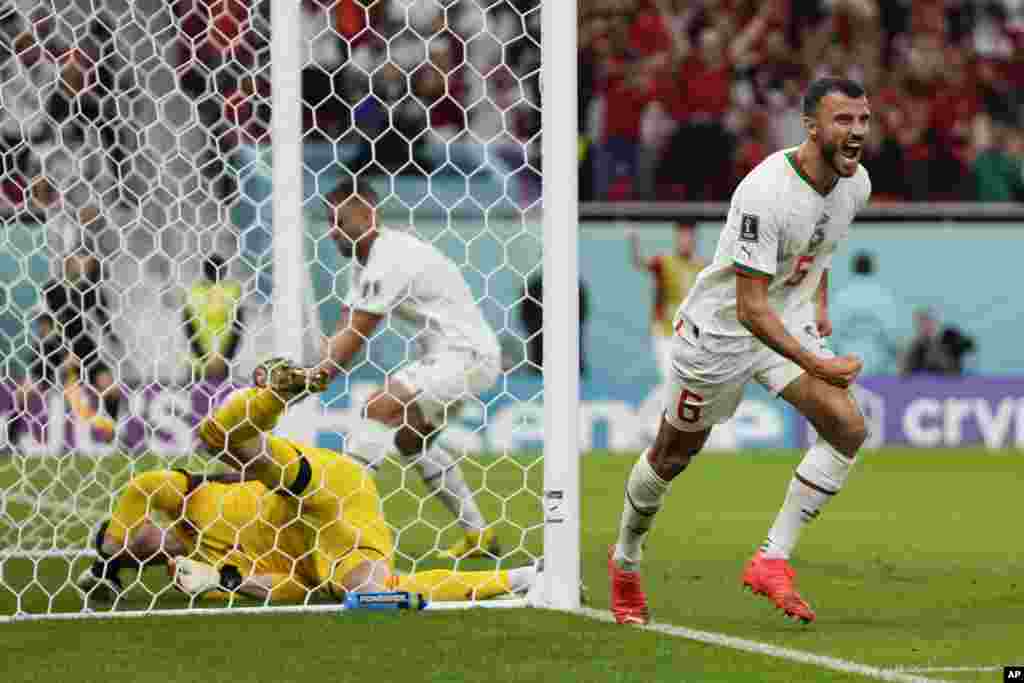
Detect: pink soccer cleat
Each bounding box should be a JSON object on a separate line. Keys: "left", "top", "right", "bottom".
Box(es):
{"left": 608, "top": 545, "right": 649, "bottom": 625}
{"left": 742, "top": 550, "right": 816, "bottom": 624}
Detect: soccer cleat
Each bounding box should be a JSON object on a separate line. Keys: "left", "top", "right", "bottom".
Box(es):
{"left": 252, "top": 357, "right": 330, "bottom": 400}
{"left": 436, "top": 527, "right": 501, "bottom": 560}
{"left": 169, "top": 557, "right": 220, "bottom": 597}
{"left": 608, "top": 545, "right": 649, "bottom": 625}
{"left": 742, "top": 551, "right": 816, "bottom": 624}
{"left": 76, "top": 563, "right": 122, "bottom": 602}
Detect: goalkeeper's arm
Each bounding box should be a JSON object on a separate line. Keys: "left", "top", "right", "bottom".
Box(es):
{"left": 171, "top": 558, "right": 309, "bottom": 602}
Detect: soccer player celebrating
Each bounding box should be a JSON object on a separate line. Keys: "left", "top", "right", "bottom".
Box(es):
{"left": 608, "top": 77, "right": 872, "bottom": 625}
{"left": 315, "top": 178, "right": 502, "bottom": 560}
{"left": 627, "top": 221, "right": 706, "bottom": 389}
{"left": 78, "top": 369, "right": 538, "bottom": 603}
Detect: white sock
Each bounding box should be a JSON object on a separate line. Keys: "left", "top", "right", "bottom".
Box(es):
{"left": 409, "top": 443, "right": 487, "bottom": 532}
{"left": 506, "top": 564, "right": 537, "bottom": 594}
{"left": 613, "top": 450, "right": 670, "bottom": 570}
{"left": 760, "top": 478, "right": 831, "bottom": 560}
{"left": 762, "top": 440, "right": 856, "bottom": 560}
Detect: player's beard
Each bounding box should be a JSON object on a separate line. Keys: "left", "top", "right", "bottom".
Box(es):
{"left": 823, "top": 137, "right": 860, "bottom": 177}
{"left": 821, "top": 139, "right": 845, "bottom": 177}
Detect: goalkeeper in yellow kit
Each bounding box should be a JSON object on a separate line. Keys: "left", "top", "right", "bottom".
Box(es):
{"left": 78, "top": 360, "right": 539, "bottom": 604}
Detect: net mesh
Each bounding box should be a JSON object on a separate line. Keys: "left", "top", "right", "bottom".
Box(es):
{"left": 0, "top": 0, "right": 544, "bottom": 617}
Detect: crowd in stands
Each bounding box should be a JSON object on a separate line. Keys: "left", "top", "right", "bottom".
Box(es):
{"left": 171, "top": 0, "right": 1024, "bottom": 204}
{"left": 170, "top": 0, "right": 542, "bottom": 188}
{"left": 580, "top": 0, "right": 1024, "bottom": 202}
{"left": 297, "top": 0, "right": 541, "bottom": 180}
{"left": 6, "top": 0, "right": 1024, "bottom": 212}
{"left": 0, "top": 3, "right": 137, "bottom": 220}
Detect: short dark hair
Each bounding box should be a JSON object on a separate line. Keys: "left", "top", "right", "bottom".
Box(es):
{"left": 325, "top": 175, "right": 378, "bottom": 207}
{"left": 802, "top": 77, "right": 866, "bottom": 117}
{"left": 852, "top": 251, "right": 874, "bottom": 275}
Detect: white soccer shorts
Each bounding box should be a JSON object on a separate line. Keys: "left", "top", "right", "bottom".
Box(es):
{"left": 653, "top": 333, "right": 676, "bottom": 385}
{"left": 663, "top": 317, "right": 833, "bottom": 432}
{"left": 391, "top": 350, "right": 501, "bottom": 427}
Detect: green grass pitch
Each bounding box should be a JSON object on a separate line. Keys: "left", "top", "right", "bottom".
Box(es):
{"left": 2, "top": 448, "right": 1022, "bottom": 682}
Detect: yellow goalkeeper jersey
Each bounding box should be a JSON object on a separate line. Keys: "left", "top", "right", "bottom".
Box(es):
{"left": 650, "top": 254, "right": 704, "bottom": 337}
{"left": 174, "top": 478, "right": 309, "bottom": 580}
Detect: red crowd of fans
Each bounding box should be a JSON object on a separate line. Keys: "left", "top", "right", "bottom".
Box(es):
{"left": 580, "top": 0, "right": 1024, "bottom": 202}
{"left": 173, "top": 0, "right": 542, "bottom": 178}
{"left": 5, "top": 0, "right": 1024, "bottom": 212}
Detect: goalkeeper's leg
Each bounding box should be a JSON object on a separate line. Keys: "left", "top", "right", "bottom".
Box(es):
{"left": 197, "top": 385, "right": 288, "bottom": 480}
{"left": 388, "top": 564, "right": 539, "bottom": 602}
{"left": 337, "top": 557, "right": 539, "bottom": 603}
{"left": 197, "top": 359, "right": 327, "bottom": 488}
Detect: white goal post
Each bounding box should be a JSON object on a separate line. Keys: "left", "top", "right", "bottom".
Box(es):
{"left": 0, "top": 0, "right": 579, "bottom": 620}
{"left": 266, "top": 0, "right": 582, "bottom": 611}
{"left": 539, "top": 0, "right": 581, "bottom": 611}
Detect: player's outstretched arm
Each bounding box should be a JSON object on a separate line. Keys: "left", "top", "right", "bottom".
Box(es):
{"left": 735, "top": 272, "right": 860, "bottom": 388}
{"left": 317, "top": 308, "right": 382, "bottom": 380}
{"left": 625, "top": 228, "right": 652, "bottom": 272}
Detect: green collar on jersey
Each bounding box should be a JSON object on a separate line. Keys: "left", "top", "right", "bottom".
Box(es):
{"left": 785, "top": 150, "right": 838, "bottom": 197}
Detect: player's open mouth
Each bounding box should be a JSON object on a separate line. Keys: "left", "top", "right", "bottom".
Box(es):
{"left": 840, "top": 142, "right": 861, "bottom": 160}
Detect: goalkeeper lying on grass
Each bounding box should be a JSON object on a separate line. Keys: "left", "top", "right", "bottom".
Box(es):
{"left": 78, "top": 360, "right": 539, "bottom": 604}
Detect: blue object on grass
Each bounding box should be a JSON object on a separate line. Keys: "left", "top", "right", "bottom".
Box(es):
{"left": 343, "top": 591, "right": 428, "bottom": 611}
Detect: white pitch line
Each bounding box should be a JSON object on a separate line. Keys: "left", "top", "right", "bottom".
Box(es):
{"left": 576, "top": 607, "right": 950, "bottom": 683}
{"left": 0, "top": 598, "right": 528, "bottom": 624}
{"left": 890, "top": 667, "right": 1002, "bottom": 673}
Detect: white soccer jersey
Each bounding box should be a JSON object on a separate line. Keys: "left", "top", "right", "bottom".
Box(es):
{"left": 679, "top": 148, "right": 871, "bottom": 337}
{"left": 345, "top": 228, "right": 501, "bottom": 359}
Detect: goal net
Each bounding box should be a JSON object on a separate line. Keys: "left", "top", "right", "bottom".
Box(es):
{"left": 0, "top": 0, "right": 578, "bottom": 620}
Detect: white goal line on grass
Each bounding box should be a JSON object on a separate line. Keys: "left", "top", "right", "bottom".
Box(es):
{"left": 575, "top": 607, "right": 952, "bottom": 683}
{"left": 0, "top": 599, "right": 997, "bottom": 681}
{"left": 0, "top": 598, "right": 528, "bottom": 624}
{"left": 888, "top": 666, "right": 1003, "bottom": 673}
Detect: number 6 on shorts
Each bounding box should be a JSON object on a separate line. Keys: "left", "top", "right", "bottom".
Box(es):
{"left": 676, "top": 389, "right": 703, "bottom": 424}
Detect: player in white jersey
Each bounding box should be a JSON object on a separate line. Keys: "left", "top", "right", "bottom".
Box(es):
{"left": 309, "top": 178, "right": 502, "bottom": 560}
{"left": 608, "top": 77, "right": 872, "bottom": 625}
